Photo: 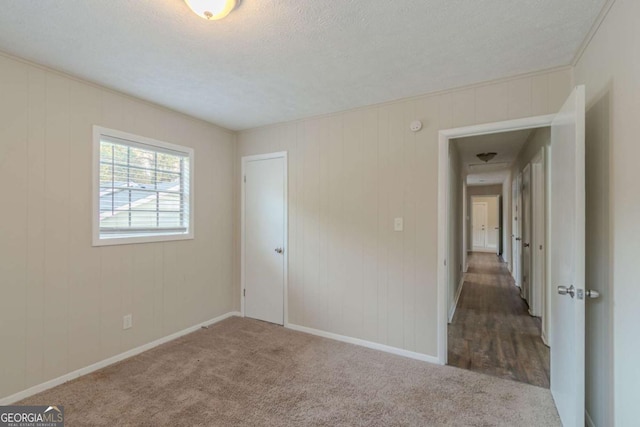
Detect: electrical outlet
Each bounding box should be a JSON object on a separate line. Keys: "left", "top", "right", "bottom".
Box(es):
{"left": 123, "top": 314, "right": 132, "bottom": 330}
{"left": 394, "top": 217, "right": 404, "bottom": 232}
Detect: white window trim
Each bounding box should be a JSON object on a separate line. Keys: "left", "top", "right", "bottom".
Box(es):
{"left": 92, "top": 126, "right": 195, "bottom": 247}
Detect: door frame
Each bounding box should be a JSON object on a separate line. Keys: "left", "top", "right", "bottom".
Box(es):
{"left": 511, "top": 174, "right": 518, "bottom": 278}
{"left": 515, "top": 171, "right": 524, "bottom": 287}
{"left": 531, "top": 147, "right": 548, "bottom": 338}
{"left": 498, "top": 194, "right": 503, "bottom": 257}
{"left": 437, "top": 114, "right": 555, "bottom": 364}
{"left": 240, "top": 151, "right": 289, "bottom": 326}
{"left": 521, "top": 164, "right": 532, "bottom": 302}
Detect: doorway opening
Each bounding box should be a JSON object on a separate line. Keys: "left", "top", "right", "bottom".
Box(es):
{"left": 470, "top": 195, "right": 501, "bottom": 254}
{"left": 438, "top": 87, "right": 587, "bottom": 426}
{"left": 439, "top": 117, "right": 553, "bottom": 388}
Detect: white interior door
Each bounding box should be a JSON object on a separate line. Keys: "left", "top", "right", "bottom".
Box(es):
{"left": 549, "top": 86, "right": 585, "bottom": 427}
{"left": 522, "top": 164, "right": 532, "bottom": 304}
{"left": 472, "top": 202, "right": 488, "bottom": 248}
{"left": 243, "top": 154, "right": 286, "bottom": 325}
{"left": 485, "top": 196, "right": 499, "bottom": 250}
{"left": 511, "top": 174, "right": 523, "bottom": 287}
{"left": 531, "top": 149, "right": 546, "bottom": 319}
{"left": 497, "top": 195, "right": 503, "bottom": 256}
{"left": 511, "top": 177, "right": 519, "bottom": 281}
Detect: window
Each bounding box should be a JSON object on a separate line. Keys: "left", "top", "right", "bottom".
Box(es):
{"left": 93, "top": 126, "right": 194, "bottom": 246}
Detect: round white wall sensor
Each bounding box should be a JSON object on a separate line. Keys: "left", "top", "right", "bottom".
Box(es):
{"left": 410, "top": 120, "right": 423, "bottom": 132}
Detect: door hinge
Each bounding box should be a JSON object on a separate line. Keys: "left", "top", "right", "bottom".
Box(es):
{"left": 243, "top": 289, "right": 246, "bottom": 297}
{"left": 244, "top": 175, "right": 246, "bottom": 183}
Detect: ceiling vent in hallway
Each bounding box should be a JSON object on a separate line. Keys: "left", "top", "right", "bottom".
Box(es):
{"left": 467, "top": 162, "right": 510, "bottom": 173}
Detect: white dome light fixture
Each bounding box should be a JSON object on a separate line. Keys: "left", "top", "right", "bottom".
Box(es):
{"left": 185, "top": 0, "right": 238, "bottom": 20}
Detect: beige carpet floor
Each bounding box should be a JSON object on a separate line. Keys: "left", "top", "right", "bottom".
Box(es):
{"left": 20, "top": 317, "right": 560, "bottom": 426}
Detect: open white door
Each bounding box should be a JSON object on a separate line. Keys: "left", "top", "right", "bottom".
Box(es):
{"left": 549, "top": 85, "right": 585, "bottom": 427}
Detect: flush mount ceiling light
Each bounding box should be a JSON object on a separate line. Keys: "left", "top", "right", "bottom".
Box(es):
{"left": 185, "top": 0, "right": 237, "bottom": 20}
{"left": 476, "top": 152, "right": 498, "bottom": 163}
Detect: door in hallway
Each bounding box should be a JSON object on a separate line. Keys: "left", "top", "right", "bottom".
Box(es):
{"left": 511, "top": 174, "right": 522, "bottom": 286}
{"left": 521, "top": 164, "right": 532, "bottom": 304}
{"left": 530, "top": 150, "right": 546, "bottom": 319}
{"left": 549, "top": 86, "right": 586, "bottom": 427}
{"left": 242, "top": 153, "right": 286, "bottom": 325}
{"left": 498, "top": 195, "right": 503, "bottom": 256}
{"left": 472, "top": 202, "right": 488, "bottom": 249}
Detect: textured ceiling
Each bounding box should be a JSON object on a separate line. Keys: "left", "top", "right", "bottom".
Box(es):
{"left": 0, "top": 0, "right": 606, "bottom": 130}
{"left": 454, "top": 129, "right": 533, "bottom": 186}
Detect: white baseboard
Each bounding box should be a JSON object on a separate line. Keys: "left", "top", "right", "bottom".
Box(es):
{"left": 586, "top": 410, "right": 595, "bottom": 427}
{"left": 512, "top": 272, "right": 520, "bottom": 287}
{"left": 0, "top": 311, "right": 241, "bottom": 405}
{"left": 286, "top": 323, "right": 442, "bottom": 365}
{"left": 448, "top": 276, "right": 466, "bottom": 323}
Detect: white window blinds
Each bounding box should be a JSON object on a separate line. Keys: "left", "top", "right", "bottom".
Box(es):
{"left": 94, "top": 128, "right": 193, "bottom": 245}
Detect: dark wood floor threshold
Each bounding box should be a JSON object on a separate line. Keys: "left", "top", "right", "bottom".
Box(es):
{"left": 447, "top": 252, "right": 551, "bottom": 388}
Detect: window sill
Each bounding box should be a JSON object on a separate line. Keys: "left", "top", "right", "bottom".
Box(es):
{"left": 92, "top": 231, "right": 194, "bottom": 247}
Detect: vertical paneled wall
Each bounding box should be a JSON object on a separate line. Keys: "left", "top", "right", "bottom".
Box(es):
{"left": 0, "top": 54, "right": 235, "bottom": 400}
{"left": 237, "top": 67, "right": 573, "bottom": 358}
{"left": 574, "top": 1, "right": 639, "bottom": 425}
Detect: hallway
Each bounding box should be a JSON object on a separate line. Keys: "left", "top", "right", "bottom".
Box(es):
{"left": 448, "top": 253, "right": 550, "bottom": 388}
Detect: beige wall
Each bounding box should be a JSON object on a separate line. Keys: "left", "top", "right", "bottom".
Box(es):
{"left": 0, "top": 54, "right": 236, "bottom": 400}
{"left": 237, "top": 67, "right": 573, "bottom": 358}
{"left": 466, "top": 184, "right": 503, "bottom": 197}
{"left": 575, "top": 1, "right": 639, "bottom": 425}
{"left": 513, "top": 127, "right": 550, "bottom": 172}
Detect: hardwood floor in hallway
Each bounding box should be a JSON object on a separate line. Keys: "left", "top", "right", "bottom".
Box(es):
{"left": 448, "top": 252, "right": 550, "bottom": 388}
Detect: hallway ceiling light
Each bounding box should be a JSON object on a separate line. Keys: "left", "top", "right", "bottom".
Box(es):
{"left": 476, "top": 152, "right": 498, "bottom": 163}
{"left": 184, "top": 0, "right": 237, "bottom": 20}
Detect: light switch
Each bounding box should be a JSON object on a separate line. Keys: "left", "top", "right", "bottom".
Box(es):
{"left": 394, "top": 217, "right": 404, "bottom": 232}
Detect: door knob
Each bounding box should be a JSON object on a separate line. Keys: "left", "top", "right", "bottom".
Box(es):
{"left": 523, "top": 243, "right": 530, "bottom": 248}
{"left": 586, "top": 290, "right": 600, "bottom": 299}
{"left": 515, "top": 237, "right": 521, "bottom": 241}
{"left": 557, "top": 285, "right": 575, "bottom": 298}
{"left": 274, "top": 248, "right": 284, "bottom": 254}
